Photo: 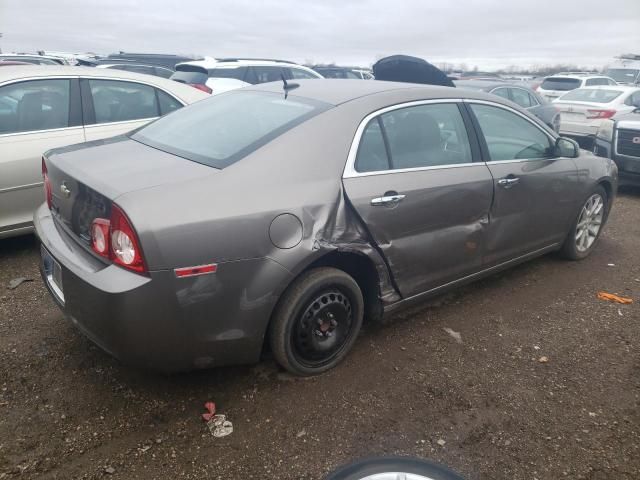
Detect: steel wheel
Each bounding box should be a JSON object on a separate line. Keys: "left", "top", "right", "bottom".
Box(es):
{"left": 293, "top": 288, "right": 354, "bottom": 367}
{"left": 575, "top": 193, "right": 604, "bottom": 253}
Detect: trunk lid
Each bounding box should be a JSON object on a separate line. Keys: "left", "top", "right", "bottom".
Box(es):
{"left": 45, "top": 135, "right": 216, "bottom": 244}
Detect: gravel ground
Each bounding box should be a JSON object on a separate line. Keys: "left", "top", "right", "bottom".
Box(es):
{"left": 0, "top": 189, "right": 638, "bottom": 480}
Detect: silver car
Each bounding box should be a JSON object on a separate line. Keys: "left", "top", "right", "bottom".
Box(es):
{"left": 0, "top": 66, "right": 208, "bottom": 239}
{"left": 35, "top": 80, "right": 617, "bottom": 376}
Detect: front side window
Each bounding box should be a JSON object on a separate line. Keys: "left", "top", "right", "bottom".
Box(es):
{"left": 355, "top": 103, "right": 472, "bottom": 172}
{"left": 131, "top": 91, "right": 330, "bottom": 169}
{"left": 470, "top": 104, "right": 552, "bottom": 161}
{"left": 88, "top": 79, "right": 159, "bottom": 124}
{"left": 0, "top": 79, "right": 70, "bottom": 134}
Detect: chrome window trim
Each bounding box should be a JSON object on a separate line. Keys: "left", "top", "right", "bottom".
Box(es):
{"left": 0, "top": 125, "right": 84, "bottom": 139}
{"left": 83, "top": 117, "right": 158, "bottom": 129}
{"left": 343, "top": 98, "right": 469, "bottom": 179}
{"left": 0, "top": 181, "right": 44, "bottom": 194}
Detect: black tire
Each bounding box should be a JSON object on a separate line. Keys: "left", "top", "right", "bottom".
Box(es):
{"left": 324, "top": 457, "right": 466, "bottom": 480}
{"left": 560, "top": 185, "right": 608, "bottom": 260}
{"left": 269, "top": 267, "right": 364, "bottom": 376}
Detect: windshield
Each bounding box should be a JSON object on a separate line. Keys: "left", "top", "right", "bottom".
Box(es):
{"left": 605, "top": 68, "right": 640, "bottom": 84}
{"left": 558, "top": 88, "right": 623, "bottom": 103}
{"left": 540, "top": 77, "right": 581, "bottom": 91}
{"left": 131, "top": 91, "right": 330, "bottom": 168}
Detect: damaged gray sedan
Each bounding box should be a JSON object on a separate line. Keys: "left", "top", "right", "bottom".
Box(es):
{"left": 35, "top": 79, "right": 617, "bottom": 376}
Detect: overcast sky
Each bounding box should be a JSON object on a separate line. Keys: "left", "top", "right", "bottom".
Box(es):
{"left": 1, "top": 0, "right": 639, "bottom": 70}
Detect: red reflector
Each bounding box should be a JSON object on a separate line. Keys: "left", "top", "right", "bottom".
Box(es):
{"left": 91, "top": 218, "right": 110, "bottom": 257}
{"left": 174, "top": 264, "right": 217, "bottom": 278}
{"left": 190, "top": 83, "right": 212, "bottom": 94}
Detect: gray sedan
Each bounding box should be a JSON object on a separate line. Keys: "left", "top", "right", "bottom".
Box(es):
{"left": 455, "top": 79, "right": 561, "bottom": 133}
{"left": 35, "top": 80, "right": 617, "bottom": 376}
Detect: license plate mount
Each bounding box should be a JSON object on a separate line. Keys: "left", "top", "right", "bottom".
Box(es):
{"left": 41, "top": 246, "right": 65, "bottom": 304}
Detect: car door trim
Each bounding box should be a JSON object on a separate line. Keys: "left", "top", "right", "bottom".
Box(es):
{"left": 0, "top": 125, "right": 85, "bottom": 139}
{"left": 82, "top": 117, "right": 159, "bottom": 129}
{"left": 0, "top": 181, "right": 44, "bottom": 194}
{"left": 384, "top": 242, "right": 560, "bottom": 314}
{"left": 343, "top": 98, "right": 472, "bottom": 178}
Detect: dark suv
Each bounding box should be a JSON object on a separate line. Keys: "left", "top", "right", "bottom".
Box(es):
{"left": 594, "top": 110, "right": 640, "bottom": 186}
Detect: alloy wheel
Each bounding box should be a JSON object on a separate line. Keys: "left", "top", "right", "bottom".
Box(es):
{"left": 575, "top": 193, "right": 604, "bottom": 252}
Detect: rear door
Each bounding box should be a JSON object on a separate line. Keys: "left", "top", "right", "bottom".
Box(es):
{"left": 81, "top": 78, "right": 180, "bottom": 141}
{"left": 342, "top": 101, "right": 494, "bottom": 297}
{"left": 466, "top": 101, "right": 579, "bottom": 265}
{"left": 0, "top": 78, "right": 83, "bottom": 235}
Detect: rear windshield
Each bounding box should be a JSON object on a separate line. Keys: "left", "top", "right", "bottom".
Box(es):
{"left": 559, "top": 88, "right": 622, "bottom": 103}
{"left": 170, "top": 70, "right": 208, "bottom": 85}
{"left": 131, "top": 91, "right": 331, "bottom": 168}
{"left": 605, "top": 68, "right": 640, "bottom": 84}
{"left": 540, "top": 77, "right": 581, "bottom": 91}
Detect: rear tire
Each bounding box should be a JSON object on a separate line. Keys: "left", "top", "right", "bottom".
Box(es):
{"left": 560, "top": 185, "right": 608, "bottom": 260}
{"left": 269, "top": 267, "right": 364, "bottom": 376}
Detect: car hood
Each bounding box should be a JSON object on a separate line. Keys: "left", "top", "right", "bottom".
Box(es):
{"left": 45, "top": 135, "right": 217, "bottom": 200}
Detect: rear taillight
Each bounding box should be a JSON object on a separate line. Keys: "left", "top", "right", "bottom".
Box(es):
{"left": 586, "top": 109, "right": 616, "bottom": 119}
{"left": 42, "top": 157, "right": 52, "bottom": 209}
{"left": 91, "top": 218, "right": 110, "bottom": 257}
{"left": 190, "top": 83, "right": 212, "bottom": 94}
{"left": 89, "top": 205, "right": 147, "bottom": 274}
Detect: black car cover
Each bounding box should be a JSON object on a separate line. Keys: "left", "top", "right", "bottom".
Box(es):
{"left": 373, "top": 55, "right": 455, "bottom": 87}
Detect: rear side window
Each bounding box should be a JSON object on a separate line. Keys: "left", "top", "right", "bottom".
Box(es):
{"left": 559, "top": 88, "right": 622, "bottom": 103}
{"left": 355, "top": 103, "right": 472, "bottom": 172}
{"left": 88, "top": 79, "right": 159, "bottom": 124}
{"left": 250, "top": 66, "right": 286, "bottom": 84}
{"left": 207, "top": 67, "right": 247, "bottom": 81}
{"left": 157, "top": 90, "right": 182, "bottom": 115}
{"left": 540, "top": 78, "right": 581, "bottom": 91}
{"left": 491, "top": 88, "right": 511, "bottom": 100}
{"left": 0, "top": 79, "right": 70, "bottom": 134}
{"left": 154, "top": 67, "right": 174, "bottom": 79}
{"left": 510, "top": 88, "right": 534, "bottom": 108}
{"left": 131, "top": 91, "right": 331, "bottom": 168}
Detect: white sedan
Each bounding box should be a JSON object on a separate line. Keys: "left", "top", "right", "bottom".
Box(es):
{"left": 553, "top": 85, "right": 640, "bottom": 140}
{"left": 0, "top": 66, "right": 209, "bottom": 239}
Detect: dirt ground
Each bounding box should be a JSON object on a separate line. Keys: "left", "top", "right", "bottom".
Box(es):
{"left": 1, "top": 189, "right": 639, "bottom": 480}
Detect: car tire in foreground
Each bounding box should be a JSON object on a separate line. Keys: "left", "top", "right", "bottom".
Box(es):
{"left": 560, "top": 185, "right": 608, "bottom": 260}
{"left": 269, "top": 267, "right": 364, "bottom": 376}
{"left": 324, "top": 457, "right": 466, "bottom": 480}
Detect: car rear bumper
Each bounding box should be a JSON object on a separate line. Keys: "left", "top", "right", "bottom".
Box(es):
{"left": 559, "top": 121, "right": 600, "bottom": 138}
{"left": 34, "top": 204, "right": 293, "bottom": 372}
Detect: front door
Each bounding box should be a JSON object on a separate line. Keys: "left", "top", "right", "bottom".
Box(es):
{"left": 343, "top": 101, "right": 494, "bottom": 298}
{"left": 466, "top": 102, "right": 579, "bottom": 266}
{"left": 0, "top": 78, "right": 84, "bottom": 236}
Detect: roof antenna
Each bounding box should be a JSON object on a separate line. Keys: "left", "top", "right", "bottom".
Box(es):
{"left": 281, "top": 73, "right": 299, "bottom": 99}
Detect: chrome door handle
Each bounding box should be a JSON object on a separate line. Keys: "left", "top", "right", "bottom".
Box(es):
{"left": 370, "top": 194, "right": 406, "bottom": 206}
{"left": 498, "top": 177, "right": 520, "bottom": 188}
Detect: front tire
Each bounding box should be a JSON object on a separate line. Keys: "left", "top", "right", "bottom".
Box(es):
{"left": 269, "top": 267, "right": 364, "bottom": 376}
{"left": 560, "top": 185, "right": 608, "bottom": 260}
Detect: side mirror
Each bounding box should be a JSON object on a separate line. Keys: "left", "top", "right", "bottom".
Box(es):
{"left": 554, "top": 137, "right": 579, "bottom": 158}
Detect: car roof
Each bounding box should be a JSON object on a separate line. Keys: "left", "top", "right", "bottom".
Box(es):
{"left": 0, "top": 65, "right": 209, "bottom": 103}
{"left": 242, "top": 79, "right": 498, "bottom": 106}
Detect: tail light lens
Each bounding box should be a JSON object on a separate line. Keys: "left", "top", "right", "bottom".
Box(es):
{"left": 190, "top": 83, "right": 212, "bottom": 94}
{"left": 89, "top": 205, "right": 147, "bottom": 274}
{"left": 586, "top": 109, "right": 616, "bottom": 119}
{"left": 91, "top": 218, "right": 110, "bottom": 257}
{"left": 42, "top": 157, "right": 52, "bottom": 209}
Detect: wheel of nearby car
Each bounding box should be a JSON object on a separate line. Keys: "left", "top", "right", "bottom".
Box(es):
{"left": 560, "top": 185, "right": 608, "bottom": 260}
{"left": 324, "top": 457, "right": 466, "bottom": 480}
{"left": 269, "top": 267, "right": 364, "bottom": 376}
